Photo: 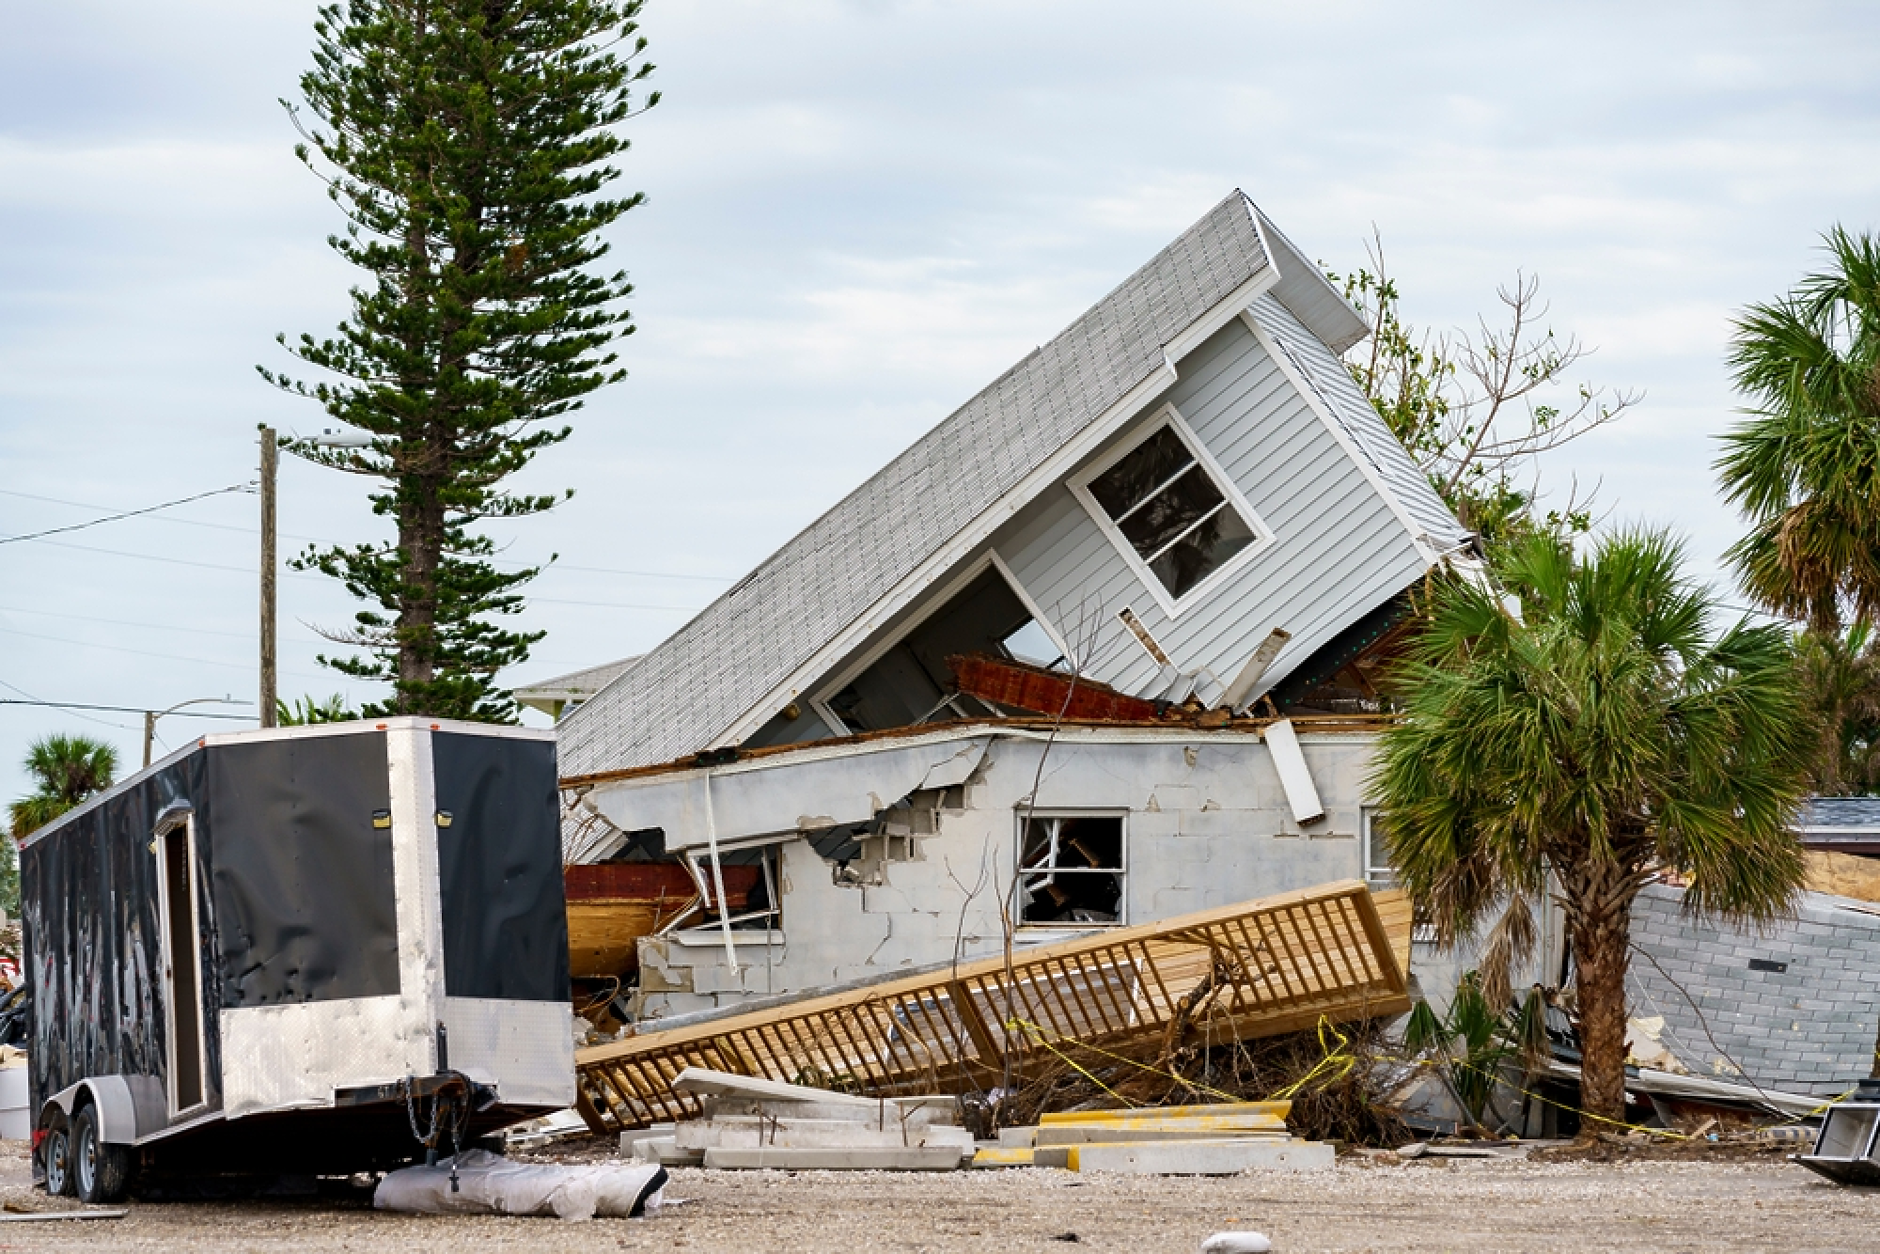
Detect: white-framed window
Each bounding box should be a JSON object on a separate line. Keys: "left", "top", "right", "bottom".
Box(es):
{"left": 1070, "top": 405, "right": 1272, "bottom": 615}
{"left": 1015, "top": 812, "right": 1126, "bottom": 927}
{"left": 1361, "top": 808, "right": 1436, "bottom": 942}
{"left": 1361, "top": 807, "right": 1395, "bottom": 888}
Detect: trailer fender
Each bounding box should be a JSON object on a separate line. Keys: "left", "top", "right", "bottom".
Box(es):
{"left": 40, "top": 1077, "right": 145, "bottom": 1145}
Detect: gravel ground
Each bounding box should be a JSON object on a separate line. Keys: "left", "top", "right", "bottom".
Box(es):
{"left": 2, "top": 1139, "right": 1879, "bottom": 1253}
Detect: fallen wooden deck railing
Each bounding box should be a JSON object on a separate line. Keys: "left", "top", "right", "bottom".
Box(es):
{"left": 574, "top": 879, "right": 1412, "bottom": 1133}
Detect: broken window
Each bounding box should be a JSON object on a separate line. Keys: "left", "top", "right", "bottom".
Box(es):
{"left": 1015, "top": 813, "right": 1125, "bottom": 926}
{"left": 1082, "top": 420, "right": 1258, "bottom": 600}
{"left": 687, "top": 844, "right": 781, "bottom": 931}
{"left": 999, "top": 618, "right": 1066, "bottom": 671}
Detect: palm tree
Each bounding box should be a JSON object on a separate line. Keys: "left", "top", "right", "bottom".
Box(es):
{"left": 1795, "top": 623, "right": 1880, "bottom": 795}
{"left": 8, "top": 733, "right": 119, "bottom": 839}
{"left": 1371, "top": 529, "right": 1813, "bottom": 1127}
{"left": 1716, "top": 227, "right": 1880, "bottom": 631}
{"left": 275, "top": 694, "right": 354, "bottom": 726}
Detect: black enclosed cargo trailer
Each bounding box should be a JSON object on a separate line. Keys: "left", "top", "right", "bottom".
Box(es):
{"left": 19, "top": 718, "right": 573, "bottom": 1200}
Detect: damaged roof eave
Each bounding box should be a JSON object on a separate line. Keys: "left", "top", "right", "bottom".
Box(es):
{"left": 574, "top": 729, "right": 1000, "bottom": 860}
{"left": 569, "top": 717, "right": 1390, "bottom": 862}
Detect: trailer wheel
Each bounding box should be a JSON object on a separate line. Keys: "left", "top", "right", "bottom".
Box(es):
{"left": 72, "top": 1106, "right": 130, "bottom": 1204}
{"left": 42, "top": 1115, "right": 74, "bottom": 1197}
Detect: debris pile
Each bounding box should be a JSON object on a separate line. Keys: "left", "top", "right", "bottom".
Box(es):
{"left": 630, "top": 1068, "right": 973, "bottom": 1171}
{"left": 575, "top": 880, "right": 1411, "bottom": 1133}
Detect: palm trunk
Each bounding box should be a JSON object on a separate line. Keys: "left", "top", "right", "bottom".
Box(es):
{"left": 1561, "top": 860, "right": 1638, "bottom": 1131}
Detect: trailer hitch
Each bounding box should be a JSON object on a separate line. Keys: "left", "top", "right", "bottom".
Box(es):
{"left": 397, "top": 1070, "right": 491, "bottom": 1192}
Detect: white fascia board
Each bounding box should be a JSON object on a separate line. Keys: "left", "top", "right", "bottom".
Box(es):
{"left": 587, "top": 734, "right": 997, "bottom": 854}
{"left": 1239, "top": 311, "right": 1440, "bottom": 568}
{"left": 596, "top": 719, "right": 1380, "bottom": 797}
{"left": 708, "top": 265, "right": 1280, "bottom": 750}
{"left": 1248, "top": 208, "right": 1369, "bottom": 354}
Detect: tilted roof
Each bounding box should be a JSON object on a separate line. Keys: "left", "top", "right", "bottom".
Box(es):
{"left": 560, "top": 192, "right": 1462, "bottom": 776}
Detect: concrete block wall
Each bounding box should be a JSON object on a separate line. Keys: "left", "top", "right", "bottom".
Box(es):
{"left": 1629, "top": 881, "right": 1880, "bottom": 1095}
{"left": 631, "top": 730, "right": 1381, "bottom": 1021}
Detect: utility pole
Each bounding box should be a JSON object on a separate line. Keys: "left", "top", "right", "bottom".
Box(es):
{"left": 259, "top": 426, "right": 278, "bottom": 729}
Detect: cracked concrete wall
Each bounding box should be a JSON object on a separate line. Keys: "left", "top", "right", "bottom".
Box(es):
{"left": 632, "top": 730, "right": 1387, "bottom": 1021}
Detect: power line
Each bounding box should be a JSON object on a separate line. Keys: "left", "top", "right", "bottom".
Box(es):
{"left": 0, "top": 604, "right": 260, "bottom": 642}
{"left": 0, "top": 483, "right": 253, "bottom": 545}
{"left": 0, "top": 676, "right": 136, "bottom": 731}
{"left": 0, "top": 487, "right": 734, "bottom": 583}
{"left": 11, "top": 537, "right": 705, "bottom": 611}
{"left": 0, "top": 625, "right": 331, "bottom": 683}
{"left": 0, "top": 699, "right": 253, "bottom": 721}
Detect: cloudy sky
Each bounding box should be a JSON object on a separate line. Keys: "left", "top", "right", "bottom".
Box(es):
{"left": 3, "top": 1, "right": 1878, "bottom": 801}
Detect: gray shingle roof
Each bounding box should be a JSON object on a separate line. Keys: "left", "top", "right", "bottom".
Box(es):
{"left": 560, "top": 192, "right": 1280, "bottom": 776}
{"left": 1630, "top": 880, "right": 1880, "bottom": 1095}
{"left": 513, "top": 657, "right": 642, "bottom": 716}
{"left": 1800, "top": 796, "right": 1880, "bottom": 832}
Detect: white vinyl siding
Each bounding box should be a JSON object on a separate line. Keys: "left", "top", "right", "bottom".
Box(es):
{"left": 994, "top": 315, "right": 1428, "bottom": 700}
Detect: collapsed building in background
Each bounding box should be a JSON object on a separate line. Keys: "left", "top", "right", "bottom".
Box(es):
{"left": 1617, "top": 796, "right": 1880, "bottom": 1098}
{"left": 545, "top": 190, "right": 1488, "bottom": 1026}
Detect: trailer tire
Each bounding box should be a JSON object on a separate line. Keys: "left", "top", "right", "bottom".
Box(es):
{"left": 42, "top": 1115, "right": 74, "bottom": 1198}
{"left": 72, "top": 1105, "right": 130, "bottom": 1204}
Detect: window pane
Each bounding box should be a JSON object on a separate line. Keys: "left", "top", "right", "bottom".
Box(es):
{"left": 1148, "top": 502, "right": 1255, "bottom": 597}
{"left": 1019, "top": 817, "right": 1057, "bottom": 870}
{"left": 1116, "top": 465, "right": 1224, "bottom": 557}
{"left": 1088, "top": 427, "right": 1193, "bottom": 520}
{"left": 1000, "top": 619, "right": 1065, "bottom": 670}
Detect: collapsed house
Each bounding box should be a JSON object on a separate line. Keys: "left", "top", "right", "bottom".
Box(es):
{"left": 1612, "top": 796, "right": 1880, "bottom": 1098}
{"left": 554, "top": 190, "right": 1479, "bottom": 1023}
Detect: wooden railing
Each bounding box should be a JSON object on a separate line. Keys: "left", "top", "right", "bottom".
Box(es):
{"left": 574, "top": 880, "right": 1411, "bottom": 1133}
